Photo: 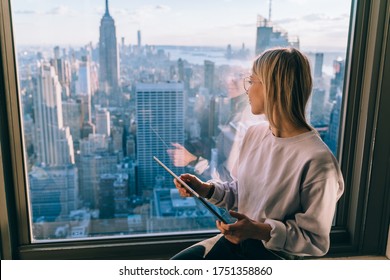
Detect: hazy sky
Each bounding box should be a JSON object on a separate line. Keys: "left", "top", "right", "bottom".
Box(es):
{"left": 11, "top": 0, "right": 352, "bottom": 51}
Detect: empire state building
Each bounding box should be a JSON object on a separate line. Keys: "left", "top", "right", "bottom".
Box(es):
{"left": 99, "top": 0, "right": 119, "bottom": 95}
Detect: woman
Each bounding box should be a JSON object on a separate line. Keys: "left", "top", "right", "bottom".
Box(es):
{"left": 171, "top": 47, "right": 344, "bottom": 260}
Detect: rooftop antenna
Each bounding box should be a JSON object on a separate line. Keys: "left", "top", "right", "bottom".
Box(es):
{"left": 269, "top": 0, "right": 272, "bottom": 22}
{"left": 105, "top": 0, "right": 109, "bottom": 15}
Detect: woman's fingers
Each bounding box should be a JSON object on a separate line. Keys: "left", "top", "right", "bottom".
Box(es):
{"left": 174, "top": 178, "right": 191, "bottom": 197}
{"left": 216, "top": 221, "right": 240, "bottom": 244}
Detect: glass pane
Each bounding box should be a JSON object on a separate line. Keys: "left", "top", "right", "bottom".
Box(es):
{"left": 10, "top": 0, "right": 351, "bottom": 241}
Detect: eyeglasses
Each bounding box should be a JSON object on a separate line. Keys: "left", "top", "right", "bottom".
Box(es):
{"left": 243, "top": 76, "right": 262, "bottom": 93}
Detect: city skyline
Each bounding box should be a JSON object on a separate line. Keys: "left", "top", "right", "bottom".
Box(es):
{"left": 13, "top": 0, "right": 347, "bottom": 240}
{"left": 11, "top": 0, "right": 351, "bottom": 52}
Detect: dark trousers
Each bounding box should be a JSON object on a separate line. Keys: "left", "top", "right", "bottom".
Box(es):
{"left": 171, "top": 236, "right": 284, "bottom": 260}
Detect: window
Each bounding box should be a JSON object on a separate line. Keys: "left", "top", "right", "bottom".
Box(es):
{"left": 0, "top": 0, "right": 390, "bottom": 259}
{"left": 8, "top": 0, "right": 353, "bottom": 242}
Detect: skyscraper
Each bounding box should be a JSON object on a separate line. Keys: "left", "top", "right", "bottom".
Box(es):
{"left": 329, "top": 58, "right": 345, "bottom": 101}
{"left": 326, "top": 95, "right": 342, "bottom": 156}
{"left": 314, "top": 53, "right": 324, "bottom": 78}
{"left": 99, "top": 173, "right": 129, "bottom": 219}
{"left": 76, "top": 56, "right": 92, "bottom": 123}
{"left": 99, "top": 0, "right": 119, "bottom": 95}
{"left": 326, "top": 58, "right": 345, "bottom": 155}
{"left": 255, "top": 15, "right": 299, "bottom": 55}
{"left": 29, "top": 165, "right": 78, "bottom": 223}
{"left": 137, "top": 30, "right": 142, "bottom": 49}
{"left": 62, "top": 98, "right": 82, "bottom": 143}
{"left": 52, "top": 46, "right": 70, "bottom": 97}
{"left": 78, "top": 152, "right": 118, "bottom": 208}
{"left": 204, "top": 60, "right": 215, "bottom": 94}
{"left": 135, "top": 82, "right": 185, "bottom": 190}
{"left": 34, "top": 63, "right": 74, "bottom": 166}
{"left": 95, "top": 107, "right": 111, "bottom": 136}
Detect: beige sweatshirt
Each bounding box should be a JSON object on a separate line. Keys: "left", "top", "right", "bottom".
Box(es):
{"left": 208, "top": 122, "right": 344, "bottom": 257}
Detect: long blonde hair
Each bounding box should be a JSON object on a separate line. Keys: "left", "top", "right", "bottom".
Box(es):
{"left": 252, "top": 47, "right": 312, "bottom": 131}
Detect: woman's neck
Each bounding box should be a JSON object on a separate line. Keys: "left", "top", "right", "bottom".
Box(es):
{"left": 270, "top": 123, "right": 311, "bottom": 138}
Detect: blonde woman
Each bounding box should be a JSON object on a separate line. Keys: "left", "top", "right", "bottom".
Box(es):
{"left": 172, "top": 47, "right": 344, "bottom": 260}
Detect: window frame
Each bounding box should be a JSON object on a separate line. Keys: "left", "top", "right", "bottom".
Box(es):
{"left": 1, "top": 0, "right": 389, "bottom": 259}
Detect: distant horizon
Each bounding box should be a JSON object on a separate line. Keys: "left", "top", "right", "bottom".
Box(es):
{"left": 15, "top": 43, "right": 348, "bottom": 54}
{"left": 11, "top": 0, "right": 352, "bottom": 53}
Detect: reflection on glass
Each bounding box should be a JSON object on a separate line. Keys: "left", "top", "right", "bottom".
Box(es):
{"left": 11, "top": 0, "right": 351, "bottom": 241}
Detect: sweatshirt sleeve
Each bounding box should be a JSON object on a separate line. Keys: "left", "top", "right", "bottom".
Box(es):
{"left": 263, "top": 174, "right": 344, "bottom": 256}
{"left": 206, "top": 179, "right": 239, "bottom": 210}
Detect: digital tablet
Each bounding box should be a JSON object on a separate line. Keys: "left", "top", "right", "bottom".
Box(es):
{"left": 153, "top": 156, "right": 229, "bottom": 224}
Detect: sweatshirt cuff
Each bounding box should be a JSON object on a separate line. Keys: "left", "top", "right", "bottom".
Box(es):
{"left": 263, "top": 219, "right": 287, "bottom": 251}
{"left": 194, "top": 157, "right": 209, "bottom": 174}
{"left": 205, "top": 180, "right": 225, "bottom": 204}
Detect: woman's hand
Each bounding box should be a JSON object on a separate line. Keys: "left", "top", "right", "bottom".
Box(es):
{"left": 167, "top": 143, "right": 197, "bottom": 167}
{"left": 173, "top": 173, "right": 214, "bottom": 198}
{"left": 216, "top": 211, "right": 272, "bottom": 244}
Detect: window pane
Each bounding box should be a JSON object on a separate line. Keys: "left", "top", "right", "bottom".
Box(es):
{"left": 10, "top": 0, "right": 351, "bottom": 241}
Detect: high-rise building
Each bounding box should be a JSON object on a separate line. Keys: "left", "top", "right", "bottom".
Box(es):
{"left": 111, "top": 125, "right": 124, "bottom": 153}
{"left": 99, "top": 174, "right": 117, "bottom": 218}
{"left": 29, "top": 165, "right": 78, "bottom": 223}
{"left": 329, "top": 58, "right": 345, "bottom": 101}
{"left": 76, "top": 56, "right": 92, "bottom": 122}
{"left": 325, "top": 58, "right": 345, "bottom": 155}
{"left": 52, "top": 46, "right": 70, "bottom": 97}
{"left": 255, "top": 15, "right": 299, "bottom": 55}
{"left": 95, "top": 108, "right": 111, "bottom": 136}
{"left": 62, "top": 98, "right": 82, "bottom": 143}
{"left": 314, "top": 53, "right": 324, "bottom": 78}
{"left": 34, "top": 63, "right": 74, "bottom": 166}
{"left": 99, "top": 0, "right": 119, "bottom": 94}
{"left": 117, "top": 159, "right": 137, "bottom": 196}
{"left": 81, "top": 121, "right": 95, "bottom": 139}
{"left": 177, "top": 59, "right": 184, "bottom": 82}
{"left": 137, "top": 30, "right": 142, "bottom": 49}
{"left": 326, "top": 95, "right": 342, "bottom": 156}
{"left": 78, "top": 152, "right": 118, "bottom": 208}
{"left": 310, "top": 88, "right": 329, "bottom": 127}
{"left": 209, "top": 96, "right": 217, "bottom": 138}
{"left": 204, "top": 60, "right": 215, "bottom": 94}
{"left": 135, "top": 82, "right": 185, "bottom": 190}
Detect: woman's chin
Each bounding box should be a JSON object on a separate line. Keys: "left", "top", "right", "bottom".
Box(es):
{"left": 250, "top": 107, "right": 262, "bottom": 115}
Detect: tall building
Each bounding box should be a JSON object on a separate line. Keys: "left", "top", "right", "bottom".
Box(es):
{"left": 137, "top": 30, "right": 142, "bottom": 49}
{"left": 326, "top": 95, "right": 342, "bottom": 156}
{"left": 62, "top": 98, "right": 82, "bottom": 143}
{"left": 78, "top": 152, "right": 118, "bottom": 208}
{"left": 314, "top": 53, "right": 324, "bottom": 78}
{"left": 329, "top": 58, "right": 345, "bottom": 101}
{"left": 117, "top": 159, "right": 137, "bottom": 196}
{"left": 255, "top": 15, "right": 299, "bottom": 55}
{"left": 29, "top": 165, "right": 78, "bottom": 223}
{"left": 111, "top": 125, "right": 124, "bottom": 153}
{"left": 99, "top": 174, "right": 117, "bottom": 218}
{"left": 34, "top": 63, "right": 74, "bottom": 166}
{"left": 177, "top": 58, "right": 184, "bottom": 82}
{"left": 52, "top": 46, "right": 70, "bottom": 97}
{"left": 209, "top": 96, "right": 217, "bottom": 138}
{"left": 99, "top": 0, "right": 119, "bottom": 94}
{"left": 95, "top": 108, "right": 111, "bottom": 136}
{"left": 204, "top": 60, "right": 215, "bottom": 94}
{"left": 310, "top": 88, "right": 327, "bottom": 125}
{"left": 81, "top": 121, "right": 95, "bottom": 139}
{"left": 76, "top": 56, "right": 92, "bottom": 122}
{"left": 135, "top": 82, "right": 185, "bottom": 190}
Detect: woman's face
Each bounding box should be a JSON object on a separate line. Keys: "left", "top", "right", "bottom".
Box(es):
{"left": 247, "top": 74, "right": 265, "bottom": 115}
